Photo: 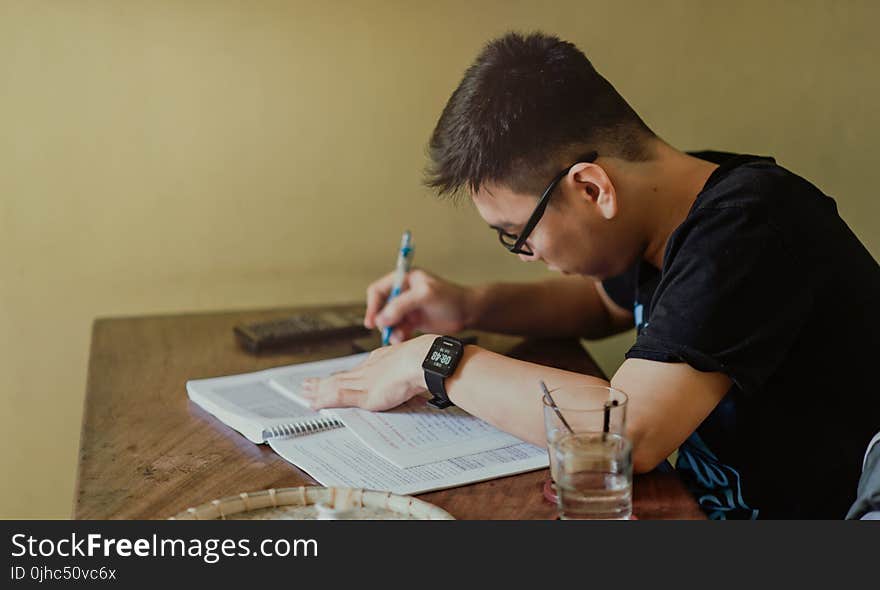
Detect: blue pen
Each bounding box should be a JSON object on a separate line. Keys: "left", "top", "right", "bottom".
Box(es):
{"left": 381, "top": 230, "right": 414, "bottom": 346}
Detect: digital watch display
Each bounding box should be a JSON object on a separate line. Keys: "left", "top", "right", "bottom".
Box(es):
{"left": 421, "top": 336, "right": 465, "bottom": 408}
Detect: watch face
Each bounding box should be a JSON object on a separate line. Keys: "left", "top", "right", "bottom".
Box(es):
{"left": 422, "top": 338, "right": 463, "bottom": 377}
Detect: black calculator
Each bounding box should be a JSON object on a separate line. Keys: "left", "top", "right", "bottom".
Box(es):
{"left": 234, "top": 309, "right": 371, "bottom": 353}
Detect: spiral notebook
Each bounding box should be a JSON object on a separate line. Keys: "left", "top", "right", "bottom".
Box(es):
{"left": 186, "top": 354, "right": 548, "bottom": 495}
{"left": 186, "top": 356, "right": 355, "bottom": 445}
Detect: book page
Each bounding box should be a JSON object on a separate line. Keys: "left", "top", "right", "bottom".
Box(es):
{"left": 268, "top": 353, "right": 368, "bottom": 404}
{"left": 271, "top": 360, "right": 524, "bottom": 468}
{"left": 187, "top": 369, "right": 325, "bottom": 443}
{"left": 324, "top": 399, "right": 523, "bottom": 468}
{"left": 194, "top": 353, "right": 368, "bottom": 418}
{"left": 268, "top": 428, "right": 548, "bottom": 496}
{"left": 211, "top": 380, "right": 315, "bottom": 422}
{"left": 187, "top": 354, "right": 368, "bottom": 443}
{"left": 191, "top": 370, "right": 319, "bottom": 422}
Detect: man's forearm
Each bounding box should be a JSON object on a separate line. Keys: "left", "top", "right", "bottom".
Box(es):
{"left": 467, "top": 276, "right": 616, "bottom": 339}
{"left": 441, "top": 344, "right": 692, "bottom": 475}
{"left": 444, "top": 344, "right": 609, "bottom": 446}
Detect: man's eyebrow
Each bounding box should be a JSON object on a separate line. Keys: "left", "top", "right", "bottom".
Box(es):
{"left": 488, "top": 221, "right": 516, "bottom": 231}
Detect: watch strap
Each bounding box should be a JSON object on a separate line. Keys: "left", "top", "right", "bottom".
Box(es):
{"left": 424, "top": 369, "right": 454, "bottom": 409}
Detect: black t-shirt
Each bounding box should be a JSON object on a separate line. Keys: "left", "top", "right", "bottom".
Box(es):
{"left": 602, "top": 151, "right": 880, "bottom": 519}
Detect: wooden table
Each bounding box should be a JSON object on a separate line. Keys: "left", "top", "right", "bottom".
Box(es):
{"left": 74, "top": 304, "right": 705, "bottom": 520}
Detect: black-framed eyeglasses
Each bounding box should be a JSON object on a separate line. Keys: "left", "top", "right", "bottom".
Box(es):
{"left": 495, "top": 151, "right": 598, "bottom": 256}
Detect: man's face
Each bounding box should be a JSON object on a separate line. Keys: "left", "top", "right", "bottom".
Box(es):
{"left": 472, "top": 176, "right": 636, "bottom": 279}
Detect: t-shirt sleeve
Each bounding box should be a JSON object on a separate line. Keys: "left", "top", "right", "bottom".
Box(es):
{"left": 601, "top": 263, "right": 639, "bottom": 312}
{"left": 626, "top": 204, "right": 815, "bottom": 396}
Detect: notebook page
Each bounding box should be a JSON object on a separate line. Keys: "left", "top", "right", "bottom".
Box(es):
{"left": 268, "top": 353, "right": 369, "bottom": 400}
{"left": 187, "top": 369, "right": 325, "bottom": 443}
{"left": 268, "top": 428, "right": 547, "bottom": 496}
{"left": 272, "top": 367, "right": 523, "bottom": 468}
{"left": 325, "top": 399, "right": 523, "bottom": 468}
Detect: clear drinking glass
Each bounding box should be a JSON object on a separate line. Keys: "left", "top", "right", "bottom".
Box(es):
{"left": 541, "top": 385, "right": 631, "bottom": 519}
{"left": 552, "top": 431, "right": 633, "bottom": 520}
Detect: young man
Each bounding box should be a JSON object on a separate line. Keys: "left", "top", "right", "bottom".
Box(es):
{"left": 301, "top": 32, "right": 880, "bottom": 519}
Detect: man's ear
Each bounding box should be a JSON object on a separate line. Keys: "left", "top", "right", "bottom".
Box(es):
{"left": 570, "top": 162, "right": 617, "bottom": 220}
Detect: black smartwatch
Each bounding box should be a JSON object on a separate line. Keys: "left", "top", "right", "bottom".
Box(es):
{"left": 421, "top": 336, "right": 465, "bottom": 409}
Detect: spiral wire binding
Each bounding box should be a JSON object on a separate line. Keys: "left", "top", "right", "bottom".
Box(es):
{"left": 268, "top": 417, "right": 343, "bottom": 438}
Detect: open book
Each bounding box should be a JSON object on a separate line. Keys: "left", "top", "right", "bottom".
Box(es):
{"left": 186, "top": 353, "right": 548, "bottom": 495}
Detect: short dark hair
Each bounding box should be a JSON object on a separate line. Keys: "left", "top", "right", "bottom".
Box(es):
{"left": 425, "top": 32, "right": 656, "bottom": 198}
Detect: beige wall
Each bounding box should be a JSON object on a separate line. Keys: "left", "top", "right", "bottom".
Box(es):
{"left": 1, "top": 0, "right": 877, "bottom": 518}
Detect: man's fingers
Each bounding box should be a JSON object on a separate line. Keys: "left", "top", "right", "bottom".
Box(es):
{"left": 316, "top": 386, "right": 399, "bottom": 413}
{"left": 312, "top": 387, "right": 365, "bottom": 409}
{"left": 388, "top": 319, "right": 416, "bottom": 344}
{"left": 374, "top": 290, "right": 422, "bottom": 329}
{"left": 329, "top": 368, "right": 363, "bottom": 380}
{"left": 365, "top": 271, "right": 403, "bottom": 328}
{"left": 300, "top": 369, "right": 361, "bottom": 392}
{"left": 300, "top": 376, "right": 366, "bottom": 409}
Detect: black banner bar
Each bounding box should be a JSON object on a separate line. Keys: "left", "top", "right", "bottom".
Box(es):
{"left": 1, "top": 520, "right": 876, "bottom": 586}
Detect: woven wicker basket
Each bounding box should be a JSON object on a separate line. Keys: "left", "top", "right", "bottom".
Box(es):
{"left": 169, "top": 486, "right": 454, "bottom": 520}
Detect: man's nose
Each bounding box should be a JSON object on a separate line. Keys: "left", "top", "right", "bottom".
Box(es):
{"left": 517, "top": 247, "right": 540, "bottom": 263}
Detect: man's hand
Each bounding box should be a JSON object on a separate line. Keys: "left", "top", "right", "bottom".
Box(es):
{"left": 364, "top": 269, "right": 476, "bottom": 344}
{"left": 300, "top": 335, "right": 434, "bottom": 411}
